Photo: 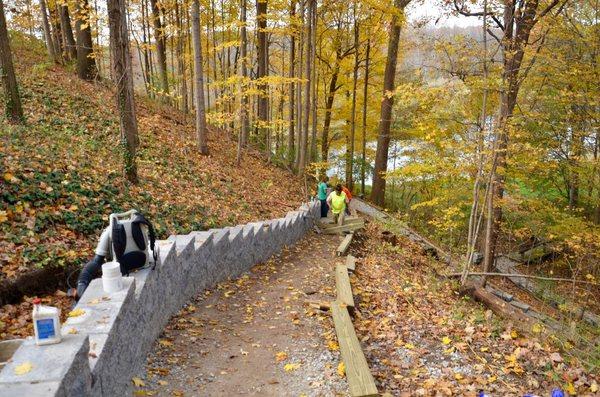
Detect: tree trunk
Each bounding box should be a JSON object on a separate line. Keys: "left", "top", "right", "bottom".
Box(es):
{"left": 141, "top": 0, "right": 152, "bottom": 96}
{"left": 237, "top": 0, "right": 249, "bottom": 164}
{"left": 59, "top": 4, "right": 77, "bottom": 60}
{"left": 256, "top": 0, "right": 269, "bottom": 153}
{"left": 0, "top": 0, "right": 24, "bottom": 123}
{"left": 210, "top": 0, "right": 218, "bottom": 110}
{"left": 107, "top": 0, "right": 139, "bottom": 183}
{"left": 298, "top": 0, "right": 313, "bottom": 172}
{"left": 463, "top": 0, "right": 489, "bottom": 285}
{"left": 287, "top": 0, "right": 296, "bottom": 166}
{"left": 360, "top": 39, "right": 370, "bottom": 196}
{"left": 50, "top": 6, "right": 64, "bottom": 61}
{"left": 75, "top": 0, "right": 98, "bottom": 80}
{"left": 175, "top": 1, "right": 187, "bottom": 113}
{"left": 39, "top": 0, "right": 58, "bottom": 63}
{"left": 309, "top": 0, "right": 317, "bottom": 163}
{"left": 370, "top": 0, "right": 405, "bottom": 206}
{"left": 150, "top": 0, "right": 169, "bottom": 100}
{"left": 320, "top": 60, "right": 339, "bottom": 164}
{"left": 192, "top": 0, "right": 208, "bottom": 154}
{"left": 346, "top": 10, "right": 359, "bottom": 190}
{"left": 481, "top": 0, "right": 543, "bottom": 283}
{"left": 294, "top": 0, "right": 304, "bottom": 168}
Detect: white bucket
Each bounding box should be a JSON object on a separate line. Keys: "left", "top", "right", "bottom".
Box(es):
{"left": 102, "top": 262, "right": 123, "bottom": 293}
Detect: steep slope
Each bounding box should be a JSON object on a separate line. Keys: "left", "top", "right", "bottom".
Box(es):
{"left": 0, "top": 34, "right": 304, "bottom": 337}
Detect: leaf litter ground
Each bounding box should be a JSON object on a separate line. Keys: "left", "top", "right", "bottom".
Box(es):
{"left": 348, "top": 222, "right": 598, "bottom": 396}
{"left": 1, "top": 35, "right": 304, "bottom": 340}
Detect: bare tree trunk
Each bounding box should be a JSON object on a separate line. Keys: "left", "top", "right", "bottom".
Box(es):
{"left": 294, "top": 0, "right": 304, "bottom": 168}
{"left": 360, "top": 38, "right": 370, "bottom": 196}
{"left": 256, "top": 0, "right": 269, "bottom": 154}
{"left": 107, "top": 0, "right": 139, "bottom": 183}
{"left": 175, "top": 1, "right": 187, "bottom": 112}
{"left": 320, "top": 60, "right": 339, "bottom": 164}
{"left": 210, "top": 0, "right": 218, "bottom": 110}
{"left": 480, "top": 0, "right": 547, "bottom": 283}
{"left": 150, "top": 0, "right": 169, "bottom": 100}
{"left": 0, "top": 0, "right": 24, "bottom": 123}
{"left": 75, "top": 0, "right": 98, "bottom": 80}
{"left": 59, "top": 4, "right": 77, "bottom": 60}
{"left": 298, "top": 0, "right": 313, "bottom": 172}
{"left": 140, "top": 0, "right": 152, "bottom": 96}
{"left": 346, "top": 8, "right": 359, "bottom": 190}
{"left": 39, "top": 0, "right": 58, "bottom": 63}
{"left": 463, "top": 0, "right": 489, "bottom": 286}
{"left": 192, "top": 0, "right": 209, "bottom": 154}
{"left": 287, "top": 0, "right": 296, "bottom": 166}
{"left": 93, "top": 0, "right": 102, "bottom": 76}
{"left": 309, "top": 0, "right": 317, "bottom": 163}
{"left": 237, "top": 0, "right": 249, "bottom": 165}
{"left": 370, "top": 0, "right": 407, "bottom": 206}
{"left": 50, "top": 6, "right": 64, "bottom": 61}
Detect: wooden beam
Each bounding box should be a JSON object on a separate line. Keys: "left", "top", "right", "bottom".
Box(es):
{"left": 331, "top": 301, "right": 378, "bottom": 397}
{"left": 336, "top": 263, "right": 354, "bottom": 308}
{"left": 337, "top": 233, "right": 354, "bottom": 256}
{"left": 346, "top": 255, "right": 357, "bottom": 272}
{"left": 323, "top": 222, "right": 365, "bottom": 235}
{"left": 319, "top": 217, "right": 363, "bottom": 229}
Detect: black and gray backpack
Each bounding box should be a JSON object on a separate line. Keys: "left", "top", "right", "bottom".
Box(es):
{"left": 110, "top": 210, "right": 157, "bottom": 275}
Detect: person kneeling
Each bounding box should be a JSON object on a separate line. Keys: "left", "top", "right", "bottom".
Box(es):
{"left": 74, "top": 210, "right": 157, "bottom": 299}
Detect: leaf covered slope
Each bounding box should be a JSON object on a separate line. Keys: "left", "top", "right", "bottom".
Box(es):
{"left": 0, "top": 34, "right": 304, "bottom": 281}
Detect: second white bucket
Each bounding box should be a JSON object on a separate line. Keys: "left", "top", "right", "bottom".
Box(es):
{"left": 102, "top": 262, "right": 123, "bottom": 293}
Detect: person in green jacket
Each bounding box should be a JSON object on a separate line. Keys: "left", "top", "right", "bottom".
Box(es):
{"left": 326, "top": 184, "right": 349, "bottom": 226}
{"left": 317, "top": 176, "right": 329, "bottom": 218}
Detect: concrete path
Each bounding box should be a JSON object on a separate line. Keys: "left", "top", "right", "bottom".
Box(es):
{"left": 136, "top": 232, "right": 349, "bottom": 396}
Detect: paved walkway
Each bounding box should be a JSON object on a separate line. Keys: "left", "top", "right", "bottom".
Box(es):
{"left": 137, "top": 232, "right": 349, "bottom": 396}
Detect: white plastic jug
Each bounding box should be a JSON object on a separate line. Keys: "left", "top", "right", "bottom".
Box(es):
{"left": 32, "top": 298, "right": 61, "bottom": 345}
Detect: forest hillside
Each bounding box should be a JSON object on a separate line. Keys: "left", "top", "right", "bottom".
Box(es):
{"left": 0, "top": 34, "right": 304, "bottom": 337}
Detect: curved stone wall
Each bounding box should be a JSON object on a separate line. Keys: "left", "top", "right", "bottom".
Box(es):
{"left": 0, "top": 201, "right": 320, "bottom": 397}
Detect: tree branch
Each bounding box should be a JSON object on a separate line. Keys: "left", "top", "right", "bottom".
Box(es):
{"left": 447, "top": 272, "right": 599, "bottom": 286}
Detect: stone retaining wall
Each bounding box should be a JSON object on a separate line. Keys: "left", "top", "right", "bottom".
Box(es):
{"left": 0, "top": 201, "right": 320, "bottom": 396}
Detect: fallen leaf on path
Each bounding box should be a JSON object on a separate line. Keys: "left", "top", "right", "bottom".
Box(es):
{"left": 327, "top": 340, "right": 339, "bottom": 351}
{"left": 14, "top": 362, "right": 33, "bottom": 375}
{"left": 284, "top": 363, "right": 301, "bottom": 372}
{"left": 337, "top": 362, "right": 345, "bottom": 378}
{"left": 132, "top": 377, "right": 145, "bottom": 387}
{"left": 275, "top": 351, "right": 288, "bottom": 362}
{"left": 565, "top": 382, "right": 576, "bottom": 395}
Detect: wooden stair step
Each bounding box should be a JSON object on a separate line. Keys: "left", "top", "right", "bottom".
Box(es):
{"left": 337, "top": 233, "right": 354, "bottom": 256}
{"left": 335, "top": 263, "right": 354, "bottom": 308}
{"left": 346, "top": 255, "right": 357, "bottom": 272}
{"left": 331, "top": 301, "right": 378, "bottom": 397}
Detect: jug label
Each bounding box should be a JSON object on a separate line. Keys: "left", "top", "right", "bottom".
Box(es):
{"left": 36, "top": 318, "right": 56, "bottom": 339}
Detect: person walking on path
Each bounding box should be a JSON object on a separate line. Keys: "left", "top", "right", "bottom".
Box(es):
{"left": 317, "top": 176, "right": 329, "bottom": 218}
{"left": 341, "top": 185, "right": 352, "bottom": 216}
{"left": 327, "top": 184, "right": 349, "bottom": 226}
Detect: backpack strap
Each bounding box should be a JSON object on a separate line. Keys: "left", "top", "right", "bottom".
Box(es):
{"left": 111, "top": 220, "right": 127, "bottom": 266}
{"left": 132, "top": 213, "right": 158, "bottom": 269}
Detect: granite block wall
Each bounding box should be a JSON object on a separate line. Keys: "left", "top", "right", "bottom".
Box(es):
{"left": 0, "top": 201, "right": 319, "bottom": 397}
